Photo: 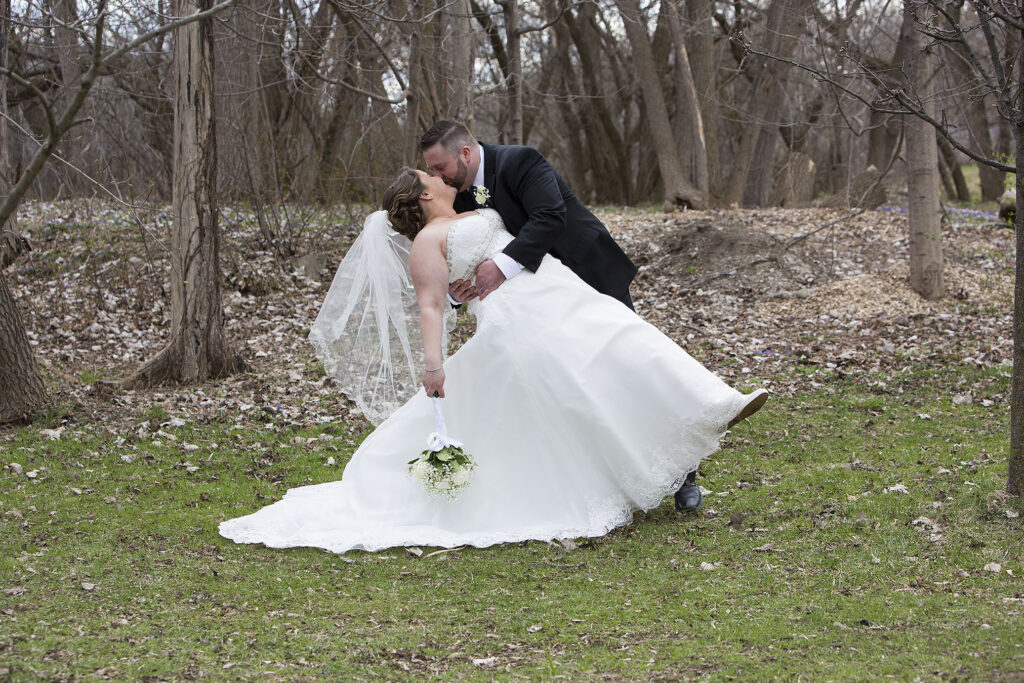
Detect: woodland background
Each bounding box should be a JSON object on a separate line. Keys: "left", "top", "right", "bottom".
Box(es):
{"left": 0, "top": 0, "right": 1009, "bottom": 211}
{"left": 2, "top": 2, "right": 1022, "bottom": 677}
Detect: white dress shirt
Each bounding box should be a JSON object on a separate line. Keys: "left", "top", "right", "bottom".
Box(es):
{"left": 474, "top": 144, "right": 524, "bottom": 281}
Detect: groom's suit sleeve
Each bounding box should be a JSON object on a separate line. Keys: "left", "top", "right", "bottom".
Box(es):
{"left": 499, "top": 147, "right": 568, "bottom": 273}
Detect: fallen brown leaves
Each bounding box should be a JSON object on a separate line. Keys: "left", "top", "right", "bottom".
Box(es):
{"left": 1, "top": 201, "right": 1013, "bottom": 437}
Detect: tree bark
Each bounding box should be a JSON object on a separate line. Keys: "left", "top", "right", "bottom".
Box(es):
{"left": 684, "top": 0, "right": 720, "bottom": 202}
{"left": 0, "top": 271, "right": 46, "bottom": 423}
{"left": 499, "top": 0, "right": 523, "bottom": 144}
{"left": 124, "top": 0, "right": 241, "bottom": 389}
{"left": 722, "top": 0, "right": 809, "bottom": 207}
{"left": 902, "top": 1, "right": 943, "bottom": 300}
{"left": 448, "top": 0, "right": 474, "bottom": 121}
{"left": 0, "top": 0, "right": 26, "bottom": 269}
{"left": 0, "top": 0, "right": 45, "bottom": 423}
{"left": 615, "top": 0, "right": 704, "bottom": 209}
{"left": 51, "top": 0, "right": 86, "bottom": 196}
{"left": 943, "top": 0, "right": 1003, "bottom": 201}
{"left": 936, "top": 133, "right": 970, "bottom": 202}
{"left": 665, "top": 1, "right": 708, "bottom": 197}
{"left": 1007, "top": 27, "right": 1024, "bottom": 497}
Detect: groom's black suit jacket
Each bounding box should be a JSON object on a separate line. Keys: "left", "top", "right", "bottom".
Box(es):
{"left": 453, "top": 141, "right": 638, "bottom": 309}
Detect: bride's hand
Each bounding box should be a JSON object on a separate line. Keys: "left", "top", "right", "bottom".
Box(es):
{"left": 423, "top": 368, "right": 445, "bottom": 398}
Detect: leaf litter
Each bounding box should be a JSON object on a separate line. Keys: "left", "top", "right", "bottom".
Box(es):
{"left": 1, "top": 200, "right": 1012, "bottom": 439}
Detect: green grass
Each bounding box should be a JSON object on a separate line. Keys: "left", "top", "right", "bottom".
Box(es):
{"left": 1, "top": 364, "right": 1022, "bottom": 679}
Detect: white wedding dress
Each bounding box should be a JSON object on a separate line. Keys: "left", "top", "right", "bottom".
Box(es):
{"left": 220, "top": 209, "right": 758, "bottom": 553}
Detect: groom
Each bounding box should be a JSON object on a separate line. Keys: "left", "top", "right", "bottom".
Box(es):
{"left": 419, "top": 120, "right": 636, "bottom": 308}
{"left": 419, "top": 120, "right": 707, "bottom": 512}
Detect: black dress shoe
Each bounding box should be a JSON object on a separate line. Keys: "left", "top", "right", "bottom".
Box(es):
{"left": 674, "top": 482, "right": 703, "bottom": 511}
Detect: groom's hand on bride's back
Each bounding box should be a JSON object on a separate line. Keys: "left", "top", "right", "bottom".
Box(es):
{"left": 475, "top": 260, "right": 506, "bottom": 300}
{"left": 449, "top": 279, "right": 478, "bottom": 304}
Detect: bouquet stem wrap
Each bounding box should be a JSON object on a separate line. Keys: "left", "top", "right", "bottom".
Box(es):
{"left": 427, "top": 397, "right": 463, "bottom": 452}
{"left": 408, "top": 398, "right": 476, "bottom": 500}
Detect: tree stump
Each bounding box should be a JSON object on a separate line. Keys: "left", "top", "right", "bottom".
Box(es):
{"left": 819, "top": 165, "right": 887, "bottom": 210}
{"left": 770, "top": 152, "right": 816, "bottom": 207}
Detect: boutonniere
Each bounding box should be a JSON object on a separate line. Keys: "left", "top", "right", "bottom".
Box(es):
{"left": 474, "top": 185, "right": 491, "bottom": 207}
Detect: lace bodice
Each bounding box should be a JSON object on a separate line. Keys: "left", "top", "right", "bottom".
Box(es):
{"left": 446, "top": 209, "right": 513, "bottom": 282}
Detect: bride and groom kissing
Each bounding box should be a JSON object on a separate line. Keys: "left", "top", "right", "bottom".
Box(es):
{"left": 218, "top": 120, "right": 768, "bottom": 554}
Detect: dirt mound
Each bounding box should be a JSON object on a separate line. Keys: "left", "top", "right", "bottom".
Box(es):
{"left": 645, "top": 217, "right": 815, "bottom": 296}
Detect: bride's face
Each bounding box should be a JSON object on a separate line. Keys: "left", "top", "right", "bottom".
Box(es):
{"left": 416, "top": 170, "right": 455, "bottom": 207}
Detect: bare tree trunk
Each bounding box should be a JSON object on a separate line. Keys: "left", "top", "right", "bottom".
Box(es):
{"left": 448, "top": 0, "right": 474, "bottom": 121}
{"left": 942, "top": 0, "right": 1003, "bottom": 201}
{"left": 215, "top": 0, "right": 267, "bottom": 201}
{"left": 560, "top": 6, "right": 633, "bottom": 204}
{"left": 722, "top": 0, "right": 809, "bottom": 207}
{"left": 665, "top": 1, "right": 708, "bottom": 196}
{"left": 0, "top": 271, "right": 46, "bottom": 423}
{"left": 1007, "top": 30, "right": 1024, "bottom": 497}
{"left": 902, "top": 1, "right": 943, "bottom": 300}
{"left": 404, "top": 17, "right": 424, "bottom": 167}
{"left": 51, "top": 0, "right": 86, "bottom": 195}
{"left": 615, "top": 0, "right": 703, "bottom": 209}
{"left": 937, "top": 133, "right": 970, "bottom": 201}
{"left": 0, "top": 0, "right": 44, "bottom": 423}
{"left": 499, "top": 0, "right": 523, "bottom": 144}
{"left": 125, "top": 0, "right": 241, "bottom": 388}
{"left": 867, "top": 110, "right": 902, "bottom": 171}
{"left": 0, "top": 0, "right": 26, "bottom": 268}
{"left": 684, "top": 0, "right": 720, "bottom": 202}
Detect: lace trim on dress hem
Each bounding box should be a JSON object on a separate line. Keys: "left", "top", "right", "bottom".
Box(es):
{"left": 217, "top": 439, "right": 720, "bottom": 555}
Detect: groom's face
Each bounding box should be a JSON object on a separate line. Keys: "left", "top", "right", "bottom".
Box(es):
{"left": 423, "top": 143, "right": 471, "bottom": 192}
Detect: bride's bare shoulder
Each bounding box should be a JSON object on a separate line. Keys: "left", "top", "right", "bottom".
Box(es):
{"left": 411, "top": 222, "right": 448, "bottom": 256}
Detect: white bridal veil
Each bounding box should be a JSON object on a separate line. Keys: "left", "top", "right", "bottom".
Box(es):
{"left": 309, "top": 210, "right": 453, "bottom": 425}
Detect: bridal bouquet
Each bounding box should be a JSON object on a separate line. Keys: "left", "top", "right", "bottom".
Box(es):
{"left": 408, "top": 398, "right": 476, "bottom": 500}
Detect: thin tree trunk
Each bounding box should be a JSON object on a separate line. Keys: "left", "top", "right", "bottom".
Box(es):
{"left": 615, "top": 0, "right": 703, "bottom": 209}
{"left": 0, "top": 0, "right": 26, "bottom": 268}
{"left": 685, "top": 0, "right": 720, "bottom": 202}
{"left": 943, "top": 0, "right": 1003, "bottom": 201}
{"left": 937, "top": 133, "right": 970, "bottom": 201}
{"left": 1007, "top": 27, "right": 1024, "bottom": 497}
{"left": 666, "top": 1, "right": 708, "bottom": 196}
{"left": 51, "top": 0, "right": 85, "bottom": 196}
{"left": 448, "top": 0, "right": 474, "bottom": 120}
{"left": 902, "top": 1, "right": 943, "bottom": 300}
{"left": 499, "top": 0, "right": 523, "bottom": 144}
{"left": 125, "top": 0, "right": 241, "bottom": 388}
{"left": 936, "top": 144, "right": 958, "bottom": 201}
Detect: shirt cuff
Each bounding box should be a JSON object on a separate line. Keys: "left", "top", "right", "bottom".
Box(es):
{"left": 491, "top": 252, "right": 525, "bottom": 280}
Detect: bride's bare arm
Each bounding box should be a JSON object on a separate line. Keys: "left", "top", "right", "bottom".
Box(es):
{"left": 409, "top": 228, "right": 450, "bottom": 397}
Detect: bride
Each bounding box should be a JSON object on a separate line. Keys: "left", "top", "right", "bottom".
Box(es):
{"left": 219, "top": 169, "right": 768, "bottom": 554}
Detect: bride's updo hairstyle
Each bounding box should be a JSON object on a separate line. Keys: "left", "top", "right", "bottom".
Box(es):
{"left": 382, "top": 168, "right": 426, "bottom": 240}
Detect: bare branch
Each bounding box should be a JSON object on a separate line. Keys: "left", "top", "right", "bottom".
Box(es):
{"left": 737, "top": 39, "right": 1015, "bottom": 173}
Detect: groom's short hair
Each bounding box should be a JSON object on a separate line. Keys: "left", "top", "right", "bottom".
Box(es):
{"left": 420, "top": 120, "right": 474, "bottom": 155}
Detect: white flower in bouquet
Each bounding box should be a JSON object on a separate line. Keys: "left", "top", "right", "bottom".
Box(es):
{"left": 407, "top": 444, "right": 476, "bottom": 501}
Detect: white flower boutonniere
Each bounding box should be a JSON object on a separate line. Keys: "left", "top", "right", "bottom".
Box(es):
{"left": 473, "top": 185, "right": 491, "bottom": 207}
